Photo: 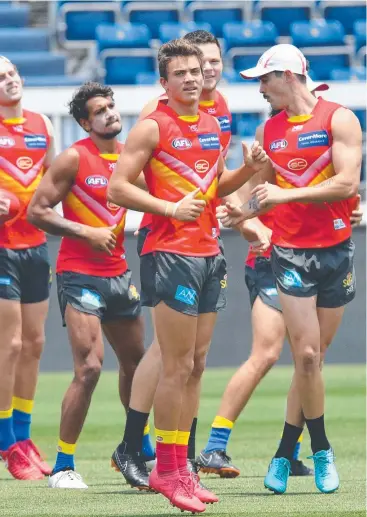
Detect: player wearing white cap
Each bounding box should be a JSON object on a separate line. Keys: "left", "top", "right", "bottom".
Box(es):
{"left": 218, "top": 44, "right": 362, "bottom": 495}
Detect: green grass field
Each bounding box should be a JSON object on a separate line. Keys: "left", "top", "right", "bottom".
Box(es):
{"left": 0, "top": 365, "right": 365, "bottom": 517}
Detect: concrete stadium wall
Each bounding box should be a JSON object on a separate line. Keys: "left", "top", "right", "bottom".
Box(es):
{"left": 41, "top": 229, "right": 366, "bottom": 372}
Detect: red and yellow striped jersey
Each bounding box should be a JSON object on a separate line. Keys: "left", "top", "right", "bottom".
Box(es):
{"left": 56, "top": 138, "right": 127, "bottom": 276}
{"left": 264, "top": 98, "right": 352, "bottom": 248}
{"left": 0, "top": 110, "right": 49, "bottom": 249}
{"left": 141, "top": 101, "right": 221, "bottom": 257}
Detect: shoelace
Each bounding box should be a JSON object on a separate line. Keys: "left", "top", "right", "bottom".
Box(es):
{"left": 272, "top": 459, "right": 290, "bottom": 481}
{"left": 218, "top": 451, "right": 232, "bottom": 463}
{"left": 307, "top": 451, "right": 334, "bottom": 478}
{"left": 63, "top": 470, "right": 82, "bottom": 482}
{"left": 172, "top": 477, "right": 192, "bottom": 499}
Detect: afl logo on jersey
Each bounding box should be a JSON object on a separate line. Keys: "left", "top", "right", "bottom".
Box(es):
{"left": 288, "top": 158, "right": 307, "bottom": 171}
{"left": 85, "top": 175, "right": 108, "bottom": 188}
{"left": 195, "top": 160, "right": 209, "bottom": 174}
{"left": 172, "top": 138, "right": 192, "bottom": 150}
{"left": 16, "top": 156, "right": 33, "bottom": 170}
{"left": 0, "top": 137, "right": 15, "bottom": 148}
{"left": 270, "top": 139, "right": 288, "bottom": 151}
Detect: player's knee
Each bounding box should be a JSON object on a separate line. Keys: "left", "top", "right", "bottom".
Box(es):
{"left": 191, "top": 353, "right": 207, "bottom": 380}
{"left": 7, "top": 336, "right": 22, "bottom": 361}
{"left": 296, "top": 347, "right": 320, "bottom": 373}
{"left": 77, "top": 356, "right": 103, "bottom": 389}
{"left": 22, "top": 333, "right": 45, "bottom": 360}
{"left": 261, "top": 348, "right": 281, "bottom": 372}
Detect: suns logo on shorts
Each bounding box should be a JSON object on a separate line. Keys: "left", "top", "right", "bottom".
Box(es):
{"left": 129, "top": 284, "right": 140, "bottom": 300}
{"left": 343, "top": 272, "right": 355, "bottom": 295}
{"left": 220, "top": 274, "right": 227, "bottom": 289}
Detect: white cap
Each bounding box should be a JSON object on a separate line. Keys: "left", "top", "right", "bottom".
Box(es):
{"left": 306, "top": 75, "right": 329, "bottom": 92}
{"left": 240, "top": 44, "right": 308, "bottom": 78}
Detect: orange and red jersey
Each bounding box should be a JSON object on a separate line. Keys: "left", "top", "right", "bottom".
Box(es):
{"left": 140, "top": 101, "right": 221, "bottom": 257}
{"left": 56, "top": 138, "right": 127, "bottom": 277}
{"left": 264, "top": 98, "right": 352, "bottom": 248}
{"left": 139, "top": 91, "right": 232, "bottom": 231}
{"left": 0, "top": 110, "right": 49, "bottom": 249}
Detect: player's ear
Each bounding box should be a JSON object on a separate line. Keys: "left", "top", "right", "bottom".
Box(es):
{"left": 160, "top": 77, "right": 168, "bottom": 93}
{"left": 80, "top": 118, "right": 90, "bottom": 133}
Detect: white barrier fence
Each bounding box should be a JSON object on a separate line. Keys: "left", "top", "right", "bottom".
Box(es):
{"left": 22, "top": 83, "right": 366, "bottom": 229}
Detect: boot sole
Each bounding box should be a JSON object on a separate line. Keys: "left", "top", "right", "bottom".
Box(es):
{"left": 199, "top": 466, "right": 240, "bottom": 478}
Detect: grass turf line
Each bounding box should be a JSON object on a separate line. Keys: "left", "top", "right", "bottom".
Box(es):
{"left": 0, "top": 365, "right": 364, "bottom": 516}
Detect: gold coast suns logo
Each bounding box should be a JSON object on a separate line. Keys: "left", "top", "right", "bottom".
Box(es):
{"left": 129, "top": 284, "right": 140, "bottom": 300}
{"left": 343, "top": 272, "right": 355, "bottom": 295}
{"left": 16, "top": 156, "right": 33, "bottom": 170}
{"left": 107, "top": 201, "right": 120, "bottom": 211}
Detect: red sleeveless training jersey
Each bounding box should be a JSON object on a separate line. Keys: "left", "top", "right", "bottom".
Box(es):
{"left": 0, "top": 110, "right": 49, "bottom": 249}
{"left": 56, "top": 138, "right": 127, "bottom": 276}
{"left": 264, "top": 98, "right": 352, "bottom": 248}
{"left": 139, "top": 91, "right": 232, "bottom": 231}
{"left": 140, "top": 101, "right": 221, "bottom": 257}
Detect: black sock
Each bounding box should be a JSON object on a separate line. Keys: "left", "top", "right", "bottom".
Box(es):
{"left": 275, "top": 422, "right": 304, "bottom": 460}
{"left": 188, "top": 418, "right": 198, "bottom": 460}
{"left": 120, "top": 408, "right": 149, "bottom": 455}
{"left": 305, "top": 415, "right": 330, "bottom": 454}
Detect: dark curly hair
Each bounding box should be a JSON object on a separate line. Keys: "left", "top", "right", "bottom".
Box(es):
{"left": 68, "top": 82, "right": 114, "bottom": 125}
{"left": 183, "top": 30, "right": 222, "bottom": 57}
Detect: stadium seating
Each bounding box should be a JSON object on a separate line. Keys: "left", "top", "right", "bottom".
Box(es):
{"left": 330, "top": 66, "right": 366, "bottom": 81}
{"left": 96, "top": 23, "right": 151, "bottom": 52}
{"left": 0, "top": 4, "right": 29, "bottom": 28}
{"left": 158, "top": 22, "right": 213, "bottom": 44}
{"left": 4, "top": 52, "right": 66, "bottom": 77}
{"left": 290, "top": 20, "right": 346, "bottom": 47}
{"left": 304, "top": 49, "right": 352, "bottom": 80}
{"left": 187, "top": 2, "right": 244, "bottom": 37}
{"left": 322, "top": 0, "right": 366, "bottom": 34}
{"left": 99, "top": 49, "right": 156, "bottom": 84}
{"left": 136, "top": 71, "right": 160, "bottom": 85}
{"left": 256, "top": 1, "right": 314, "bottom": 37}
{"left": 57, "top": 2, "right": 121, "bottom": 46}
{"left": 124, "top": 2, "right": 182, "bottom": 39}
{"left": 354, "top": 20, "right": 366, "bottom": 52}
{"left": 223, "top": 21, "right": 278, "bottom": 50}
{"left": 0, "top": 28, "right": 50, "bottom": 53}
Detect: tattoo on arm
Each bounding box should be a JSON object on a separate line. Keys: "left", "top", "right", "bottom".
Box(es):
{"left": 314, "top": 177, "right": 335, "bottom": 189}
{"left": 242, "top": 194, "right": 260, "bottom": 213}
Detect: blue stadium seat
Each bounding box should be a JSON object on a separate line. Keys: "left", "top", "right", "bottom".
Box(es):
{"left": 158, "top": 22, "right": 213, "bottom": 44}
{"left": 136, "top": 71, "right": 159, "bottom": 84}
{"left": 24, "top": 75, "right": 82, "bottom": 87}
{"left": 4, "top": 52, "right": 66, "bottom": 77}
{"left": 0, "top": 28, "right": 50, "bottom": 53}
{"left": 223, "top": 21, "right": 278, "bottom": 50}
{"left": 100, "top": 49, "right": 156, "bottom": 84}
{"left": 354, "top": 109, "right": 366, "bottom": 132}
{"left": 124, "top": 2, "right": 182, "bottom": 39}
{"left": 322, "top": 0, "right": 366, "bottom": 35}
{"left": 354, "top": 20, "right": 366, "bottom": 52}
{"left": 305, "top": 51, "right": 352, "bottom": 80}
{"left": 237, "top": 117, "right": 262, "bottom": 137}
{"left": 187, "top": 2, "right": 244, "bottom": 38}
{"left": 58, "top": 2, "right": 120, "bottom": 45}
{"left": 291, "top": 20, "right": 345, "bottom": 47}
{"left": 330, "top": 66, "right": 366, "bottom": 81}
{"left": 96, "top": 23, "right": 151, "bottom": 53}
{"left": 227, "top": 50, "right": 263, "bottom": 74}
{"left": 0, "top": 5, "right": 29, "bottom": 28}
{"left": 221, "top": 70, "right": 245, "bottom": 84}
{"left": 256, "top": 1, "right": 314, "bottom": 37}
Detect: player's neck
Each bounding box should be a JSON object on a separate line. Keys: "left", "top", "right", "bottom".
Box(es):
{"left": 166, "top": 98, "right": 199, "bottom": 117}
{"left": 284, "top": 91, "right": 318, "bottom": 118}
{"left": 199, "top": 88, "right": 216, "bottom": 102}
{"left": 0, "top": 102, "right": 22, "bottom": 120}
{"left": 90, "top": 134, "right": 119, "bottom": 154}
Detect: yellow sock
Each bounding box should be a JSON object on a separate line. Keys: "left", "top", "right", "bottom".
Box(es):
{"left": 176, "top": 430, "right": 190, "bottom": 446}
{"left": 155, "top": 428, "right": 177, "bottom": 444}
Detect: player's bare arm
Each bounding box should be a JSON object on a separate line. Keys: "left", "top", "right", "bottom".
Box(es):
{"left": 253, "top": 108, "right": 362, "bottom": 207}
{"left": 108, "top": 119, "right": 206, "bottom": 221}
{"left": 27, "top": 149, "right": 116, "bottom": 254}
